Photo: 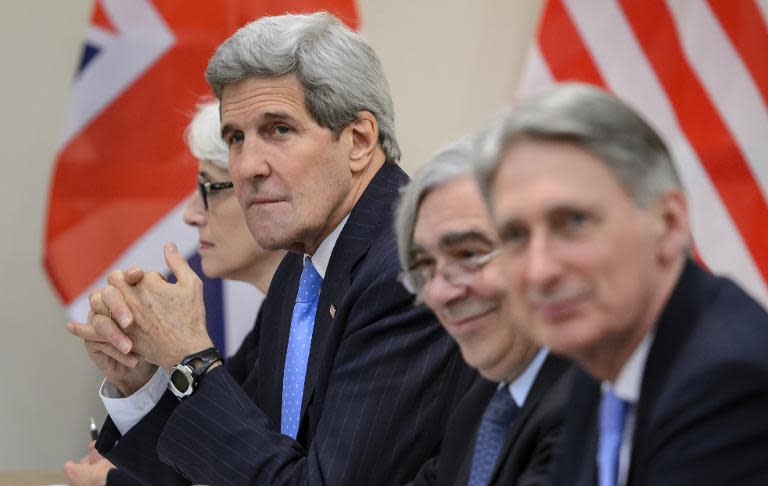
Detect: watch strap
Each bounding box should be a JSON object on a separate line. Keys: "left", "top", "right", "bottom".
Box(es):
{"left": 180, "top": 346, "right": 222, "bottom": 382}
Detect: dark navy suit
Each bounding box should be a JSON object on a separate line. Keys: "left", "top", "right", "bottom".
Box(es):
{"left": 552, "top": 261, "right": 768, "bottom": 486}
{"left": 409, "top": 356, "right": 572, "bottom": 486}
{"left": 96, "top": 163, "right": 468, "bottom": 485}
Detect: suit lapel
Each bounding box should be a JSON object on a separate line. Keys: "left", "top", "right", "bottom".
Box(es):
{"left": 263, "top": 254, "right": 303, "bottom": 429}
{"left": 489, "top": 355, "right": 570, "bottom": 483}
{"left": 298, "top": 163, "right": 411, "bottom": 425}
{"left": 628, "top": 260, "right": 706, "bottom": 484}
{"left": 453, "top": 380, "right": 498, "bottom": 485}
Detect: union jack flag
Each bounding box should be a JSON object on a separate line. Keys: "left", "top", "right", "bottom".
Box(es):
{"left": 45, "top": 0, "right": 358, "bottom": 355}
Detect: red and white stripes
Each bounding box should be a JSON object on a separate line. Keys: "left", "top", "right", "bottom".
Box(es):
{"left": 520, "top": 0, "right": 768, "bottom": 305}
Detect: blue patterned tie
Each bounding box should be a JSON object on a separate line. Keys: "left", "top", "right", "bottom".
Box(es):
{"left": 281, "top": 257, "right": 322, "bottom": 438}
{"left": 468, "top": 388, "right": 520, "bottom": 486}
{"left": 598, "top": 390, "right": 628, "bottom": 486}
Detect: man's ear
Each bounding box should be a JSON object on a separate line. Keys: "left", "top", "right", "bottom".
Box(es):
{"left": 346, "top": 111, "right": 380, "bottom": 173}
{"left": 653, "top": 190, "right": 690, "bottom": 264}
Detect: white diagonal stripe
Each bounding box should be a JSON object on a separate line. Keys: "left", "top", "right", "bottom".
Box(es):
{"left": 554, "top": 0, "right": 768, "bottom": 306}
{"left": 666, "top": 0, "right": 768, "bottom": 203}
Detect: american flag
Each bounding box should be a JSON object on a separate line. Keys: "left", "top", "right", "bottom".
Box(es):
{"left": 44, "top": 0, "right": 358, "bottom": 355}
{"left": 519, "top": 0, "right": 768, "bottom": 306}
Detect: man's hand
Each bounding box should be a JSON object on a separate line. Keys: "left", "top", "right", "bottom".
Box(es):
{"left": 66, "top": 318, "right": 158, "bottom": 397}
{"left": 63, "top": 441, "right": 115, "bottom": 486}
{"left": 110, "top": 242, "right": 213, "bottom": 369}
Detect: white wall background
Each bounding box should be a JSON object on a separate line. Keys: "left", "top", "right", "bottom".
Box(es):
{"left": 0, "top": 0, "right": 542, "bottom": 470}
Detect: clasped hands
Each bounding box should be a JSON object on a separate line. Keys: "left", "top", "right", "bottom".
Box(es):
{"left": 67, "top": 242, "right": 213, "bottom": 396}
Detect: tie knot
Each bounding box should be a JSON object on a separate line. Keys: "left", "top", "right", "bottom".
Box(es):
{"left": 296, "top": 257, "right": 323, "bottom": 302}
{"left": 485, "top": 388, "right": 520, "bottom": 425}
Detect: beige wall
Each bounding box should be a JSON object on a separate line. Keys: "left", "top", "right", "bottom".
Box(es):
{"left": 0, "top": 0, "right": 542, "bottom": 469}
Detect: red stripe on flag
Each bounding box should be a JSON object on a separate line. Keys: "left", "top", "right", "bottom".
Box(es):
{"left": 537, "top": 0, "right": 606, "bottom": 87}
{"left": 707, "top": 0, "right": 768, "bottom": 107}
{"left": 91, "top": 1, "right": 116, "bottom": 33}
{"left": 620, "top": 0, "right": 768, "bottom": 283}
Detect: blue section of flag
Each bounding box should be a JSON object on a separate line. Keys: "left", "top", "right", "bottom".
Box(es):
{"left": 167, "top": 252, "right": 228, "bottom": 356}
{"left": 77, "top": 42, "right": 101, "bottom": 76}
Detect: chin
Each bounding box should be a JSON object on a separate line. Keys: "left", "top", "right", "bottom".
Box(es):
{"left": 200, "top": 261, "right": 223, "bottom": 280}
{"left": 540, "top": 324, "right": 594, "bottom": 360}
{"left": 460, "top": 346, "right": 503, "bottom": 381}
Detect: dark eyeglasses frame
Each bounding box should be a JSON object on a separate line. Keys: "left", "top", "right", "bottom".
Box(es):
{"left": 197, "top": 180, "right": 234, "bottom": 210}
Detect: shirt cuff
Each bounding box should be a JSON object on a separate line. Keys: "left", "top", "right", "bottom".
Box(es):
{"left": 100, "top": 368, "right": 169, "bottom": 436}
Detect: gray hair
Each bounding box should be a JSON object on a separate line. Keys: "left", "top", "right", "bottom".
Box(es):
{"left": 206, "top": 11, "right": 400, "bottom": 163}
{"left": 395, "top": 136, "right": 481, "bottom": 272}
{"left": 476, "top": 82, "right": 681, "bottom": 208}
{"left": 186, "top": 100, "right": 229, "bottom": 169}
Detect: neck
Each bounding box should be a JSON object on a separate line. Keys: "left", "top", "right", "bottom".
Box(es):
{"left": 500, "top": 343, "right": 541, "bottom": 384}
{"left": 582, "top": 256, "right": 686, "bottom": 382}
{"left": 303, "top": 155, "right": 386, "bottom": 256}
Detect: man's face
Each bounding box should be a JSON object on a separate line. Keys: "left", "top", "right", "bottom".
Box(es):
{"left": 221, "top": 74, "right": 353, "bottom": 254}
{"left": 412, "top": 176, "right": 536, "bottom": 382}
{"left": 490, "top": 140, "right": 667, "bottom": 364}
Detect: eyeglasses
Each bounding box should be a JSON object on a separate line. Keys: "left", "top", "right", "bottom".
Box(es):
{"left": 399, "top": 249, "right": 502, "bottom": 296}
{"left": 197, "top": 180, "right": 234, "bottom": 210}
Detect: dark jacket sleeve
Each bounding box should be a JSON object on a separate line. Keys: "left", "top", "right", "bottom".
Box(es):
{"left": 100, "top": 242, "right": 467, "bottom": 485}
{"left": 105, "top": 466, "right": 142, "bottom": 486}
{"left": 155, "top": 251, "right": 466, "bottom": 485}
{"left": 97, "top": 392, "right": 189, "bottom": 485}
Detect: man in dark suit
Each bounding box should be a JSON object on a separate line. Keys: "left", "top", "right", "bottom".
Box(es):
{"left": 68, "top": 12, "right": 467, "bottom": 485}
{"left": 476, "top": 82, "right": 768, "bottom": 486}
{"left": 394, "top": 140, "right": 572, "bottom": 485}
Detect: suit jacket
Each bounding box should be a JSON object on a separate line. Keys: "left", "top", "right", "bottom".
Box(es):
{"left": 96, "top": 162, "right": 469, "bottom": 485}
{"left": 552, "top": 260, "right": 768, "bottom": 486}
{"left": 409, "top": 355, "right": 573, "bottom": 486}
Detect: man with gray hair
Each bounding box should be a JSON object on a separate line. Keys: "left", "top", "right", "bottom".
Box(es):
{"left": 477, "top": 82, "right": 768, "bottom": 485}
{"left": 395, "top": 139, "right": 571, "bottom": 485}
{"left": 74, "top": 12, "right": 466, "bottom": 485}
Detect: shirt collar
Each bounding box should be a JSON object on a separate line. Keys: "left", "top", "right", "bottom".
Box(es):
{"left": 502, "top": 347, "right": 549, "bottom": 408}
{"left": 306, "top": 214, "right": 349, "bottom": 279}
{"left": 603, "top": 330, "right": 655, "bottom": 404}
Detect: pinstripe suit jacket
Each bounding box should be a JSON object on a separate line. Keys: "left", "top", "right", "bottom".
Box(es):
{"left": 96, "top": 162, "right": 469, "bottom": 485}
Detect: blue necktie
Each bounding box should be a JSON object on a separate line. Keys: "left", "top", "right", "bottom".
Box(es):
{"left": 281, "top": 257, "right": 322, "bottom": 438}
{"left": 598, "top": 389, "right": 628, "bottom": 486}
{"left": 468, "top": 388, "right": 520, "bottom": 486}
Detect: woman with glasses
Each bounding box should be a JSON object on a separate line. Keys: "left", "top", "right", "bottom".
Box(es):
{"left": 64, "top": 100, "right": 285, "bottom": 486}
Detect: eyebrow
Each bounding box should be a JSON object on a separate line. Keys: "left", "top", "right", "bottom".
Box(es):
{"left": 438, "top": 230, "right": 495, "bottom": 249}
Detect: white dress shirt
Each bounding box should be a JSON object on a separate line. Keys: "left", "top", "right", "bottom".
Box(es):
{"left": 100, "top": 215, "right": 350, "bottom": 435}
{"left": 505, "top": 348, "right": 549, "bottom": 408}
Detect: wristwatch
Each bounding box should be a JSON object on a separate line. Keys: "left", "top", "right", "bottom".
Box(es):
{"left": 168, "top": 347, "right": 222, "bottom": 399}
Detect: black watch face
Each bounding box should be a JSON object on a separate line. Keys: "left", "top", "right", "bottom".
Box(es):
{"left": 170, "top": 369, "right": 191, "bottom": 393}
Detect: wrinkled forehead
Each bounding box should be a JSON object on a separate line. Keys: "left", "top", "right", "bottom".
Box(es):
{"left": 413, "top": 177, "right": 499, "bottom": 253}
{"left": 490, "top": 140, "right": 630, "bottom": 212}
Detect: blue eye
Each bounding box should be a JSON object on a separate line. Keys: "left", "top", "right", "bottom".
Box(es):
{"left": 274, "top": 125, "right": 291, "bottom": 135}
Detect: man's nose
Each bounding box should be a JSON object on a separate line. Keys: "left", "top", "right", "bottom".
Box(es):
{"left": 525, "top": 232, "right": 563, "bottom": 289}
